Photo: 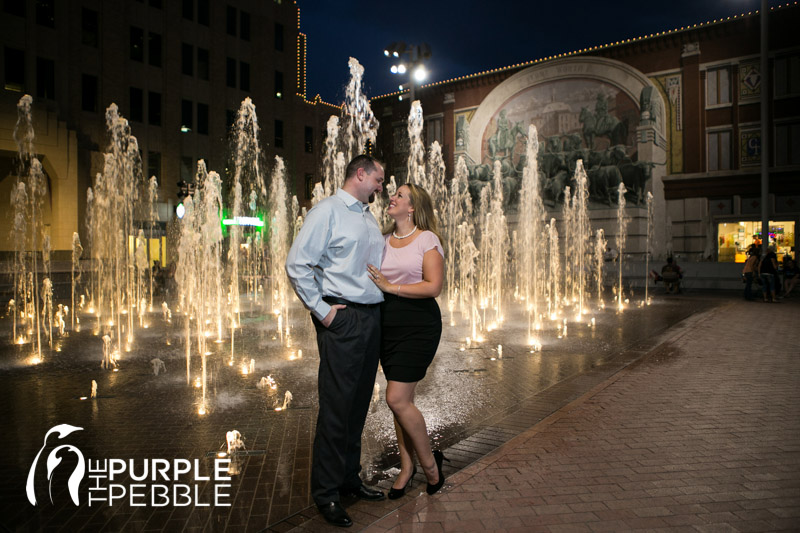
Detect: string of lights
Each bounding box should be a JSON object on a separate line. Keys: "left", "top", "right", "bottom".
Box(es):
{"left": 370, "top": 2, "right": 795, "bottom": 101}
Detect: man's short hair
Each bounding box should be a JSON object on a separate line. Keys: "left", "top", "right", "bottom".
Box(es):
{"left": 345, "top": 154, "right": 382, "bottom": 181}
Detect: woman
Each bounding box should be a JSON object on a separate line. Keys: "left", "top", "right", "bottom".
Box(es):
{"left": 367, "top": 183, "right": 448, "bottom": 498}
{"left": 742, "top": 247, "right": 759, "bottom": 301}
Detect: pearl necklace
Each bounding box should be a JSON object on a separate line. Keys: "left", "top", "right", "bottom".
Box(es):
{"left": 392, "top": 226, "right": 418, "bottom": 239}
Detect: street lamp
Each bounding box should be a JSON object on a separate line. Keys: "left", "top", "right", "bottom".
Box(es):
{"left": 384, "top": 42, "right": 431, "bottom": 102}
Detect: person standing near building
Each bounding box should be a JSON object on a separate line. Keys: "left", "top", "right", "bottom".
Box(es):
{"left": 759, "top": 245, "right": 780, "bottom": 303}
{"left": 742, "top": 246, "right": 760, "bottom": 301}
{"left": 782, "top": 256, "right": 799, "bottom": 297}
{"left": 285, "top": 155, "right": 386, "bottom": 528}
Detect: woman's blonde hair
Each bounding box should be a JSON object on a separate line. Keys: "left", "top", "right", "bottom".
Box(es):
{"left": 389, "top": 182, "right": 442, "bottom": 243}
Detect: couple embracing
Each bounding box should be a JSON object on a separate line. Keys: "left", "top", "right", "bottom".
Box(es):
{"left": 285, "top": 155, "right": 447, "bottom": 528}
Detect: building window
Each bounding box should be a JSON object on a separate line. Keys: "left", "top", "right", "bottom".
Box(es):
{"left": 426, "top": 117, "right": 443, "bottom": 146}
{"left": 717, "top": 221, "right": 795, "bottom": 263}
{"left": 305, "top": 126, "right": 313, "bottom": 153}
{"left": 148, "top": 151, "right": 161, "bottom": 180}
{"left": 82, "top": 8, "right": 98, "bottom": 47}
{"left": 181, "top": 99, "right": 193, "bottom": 132}
{"left": 180, "top": 156, "right": 194, "bottom": 181}
{"left": 197, "top": 0, "right": 209, "bottom": 25}
{"left": 707, "top": 130, "right": 732, "bottom": 171}
{"left": 130, "top": 27, "right": 144, "bottom": 62}
{"left": 274, "top": 70, "right": 283, "bottom": 99}
{"left": 182, "top": 43, "right": 193, "bottom": 76}
{"left": 197, "top": 103, "right": 208, "bottom": 135}
{"left": 774, "top": 55, "right": 800, "bottom": 97}
{"left": 226, "top": 109, "right": 236, "bottom": 131}
{"left": 240, "top": 11, "right": 250, "bottom": 41}
{"left": 775, "top": 122, "right": 800, "bottom": 166}
{"left": 226, "top": 58, "right": 236, "bottom": 88}
{"left": 274, "top": 119, "right": 284, "bottom": 148}
{"left": 4, "top": 47, "right": 25, "bottom": 91}
{"left": 35, "top": 0, "right": 54, "bottom": 28}
{"left": 706, "top": 68, "right": 730, "bottom": 106}
{"left": 240, "top": 62, "right": 250, "bottom": 91}
{"left": 148, "top": 32, "right": 162, "bottom": 67}
{"left": 197, "top": 48, "right": 209, "bottom": 81}
{"left": 275, "top": 23, "right": 284, "bottom": 51}
{"left": 130, "top": 87, "right": 143, "bottom": 122}
{"left": 82, "top": 74, "right": 98, "bottom": 112}
{"left": 305, "top": 174, "right": 314, "bottom": 200}
{"left": 182, "top": 0, "right": 193, "bottom": 20}
{"left": 36, "top": 57, "right": 55, "bottom": 99}
{"left": 226, "top": 5, "right": 237, "bottom": 36}
{"left": 149, "top": 0, "right": 162, "bottom": 8}
{"left": 3, "top": 0, "right": 25, "bottom": 17}
{"left": 148, "top": 91, "right": 162, "bottom": 125}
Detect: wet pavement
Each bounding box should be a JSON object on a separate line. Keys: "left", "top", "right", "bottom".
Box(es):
{"left": 350, "top": 296, "right": 800, "bottom": 532}
{"left": 0, "top": 290, "right": 765, "bottom": 532}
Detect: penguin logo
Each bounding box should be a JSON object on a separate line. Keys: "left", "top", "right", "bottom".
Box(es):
{"left": 26, "top": 424, "right": 85, "bottom": 506}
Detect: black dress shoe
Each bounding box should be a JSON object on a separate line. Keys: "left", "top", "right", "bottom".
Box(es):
{"left": 340, "top": 483, "right": 386, "bottom": 501}
{"left": 317, "top": 502, "right": 352, "bottom": 528}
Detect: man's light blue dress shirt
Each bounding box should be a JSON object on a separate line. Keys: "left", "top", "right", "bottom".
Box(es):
{"left": 285, "top": 188, "right": 385, "bottom": 321}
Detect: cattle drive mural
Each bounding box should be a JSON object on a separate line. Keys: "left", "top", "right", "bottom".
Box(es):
{"left": 469, "top": 78, "right": 653, "bottom": 209}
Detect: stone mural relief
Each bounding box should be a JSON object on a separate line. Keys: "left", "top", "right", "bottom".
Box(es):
{"left": 468, "top": 78, "right": 652, "bottom": 208}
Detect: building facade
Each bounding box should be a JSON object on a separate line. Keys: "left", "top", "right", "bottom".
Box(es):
{"left": 373, "top": 4, "right": 800, "bottom": 265}
{"left": 0, "top": 0, "right": 335, "bottom": 258}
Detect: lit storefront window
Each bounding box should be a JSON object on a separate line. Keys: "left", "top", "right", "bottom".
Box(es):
{"left": 717, "top": 221, "right": 795, "bottom": 262}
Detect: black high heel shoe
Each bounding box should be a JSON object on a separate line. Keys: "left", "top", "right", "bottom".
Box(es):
{"left": 426, "top": 450, "right": 449, "bottom": 495}
{"left": 388, "top": 465, "right": 417, "bottom": 500}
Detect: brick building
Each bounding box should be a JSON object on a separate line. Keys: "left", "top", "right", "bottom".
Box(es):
{"left": 372, "top": 3, "right": 799, "bottom": 264}
{"left": 0, "top": 0, "right": 336, "bottom": 257}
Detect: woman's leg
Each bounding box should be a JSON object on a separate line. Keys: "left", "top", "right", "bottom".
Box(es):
{"left": 391, "top": 415, "right": 415, "bottom": 489}
{"left": 386, "top": 380, "right": 438, "bottom": 485}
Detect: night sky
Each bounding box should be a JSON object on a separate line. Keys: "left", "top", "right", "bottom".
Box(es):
{"left": 299, "top": 0, "right": 777, "bottom": 104}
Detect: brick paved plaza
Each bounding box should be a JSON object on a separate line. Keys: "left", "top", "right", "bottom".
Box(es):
{"left": 335, "top": 298, "right": 800, "bottom": 533}
{"left": 2, "top": 292, "right": 798, "bottom": 532}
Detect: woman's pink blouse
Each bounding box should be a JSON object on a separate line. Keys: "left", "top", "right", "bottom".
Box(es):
{"left": 380, "top": 231, "right": 444, "bottom": 285}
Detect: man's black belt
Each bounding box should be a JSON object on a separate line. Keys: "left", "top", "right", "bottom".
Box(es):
{"left": 323, "top": 296, "right": 380, "bottom": 308}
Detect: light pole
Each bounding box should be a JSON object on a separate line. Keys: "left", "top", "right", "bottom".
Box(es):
{"left": 760, "top": 0, "right": 770, "bottom": 257}
{"left": 384, "top": 42, "right": 431, "bottom": 102}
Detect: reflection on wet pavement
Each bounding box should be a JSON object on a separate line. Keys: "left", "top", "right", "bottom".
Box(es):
{"left": 0, "top": 293, "right": 718, "bottom": 531}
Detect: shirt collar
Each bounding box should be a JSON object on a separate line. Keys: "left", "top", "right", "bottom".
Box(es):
{"left": 336, "top": 188, "right": 368, "bottom": 212}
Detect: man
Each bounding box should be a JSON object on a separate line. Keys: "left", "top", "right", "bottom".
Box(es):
{"left": 285, "top": 155, "right": 386, "bottom": 528}
{"left": 660, "top": 256, "right": 683, "bottom": 294}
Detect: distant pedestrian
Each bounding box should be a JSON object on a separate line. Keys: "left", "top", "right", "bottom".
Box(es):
{"left": 782, "top": 256, "right": 798, "bottom": 297}
{"left": 742, "top": 247, "right": 759, "bottom": 301}
{"left": 759, "top": 246, "right": 779, "bottom": 303}
{"left": 660, "top": 257, "right": 683, "bottom": 294}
